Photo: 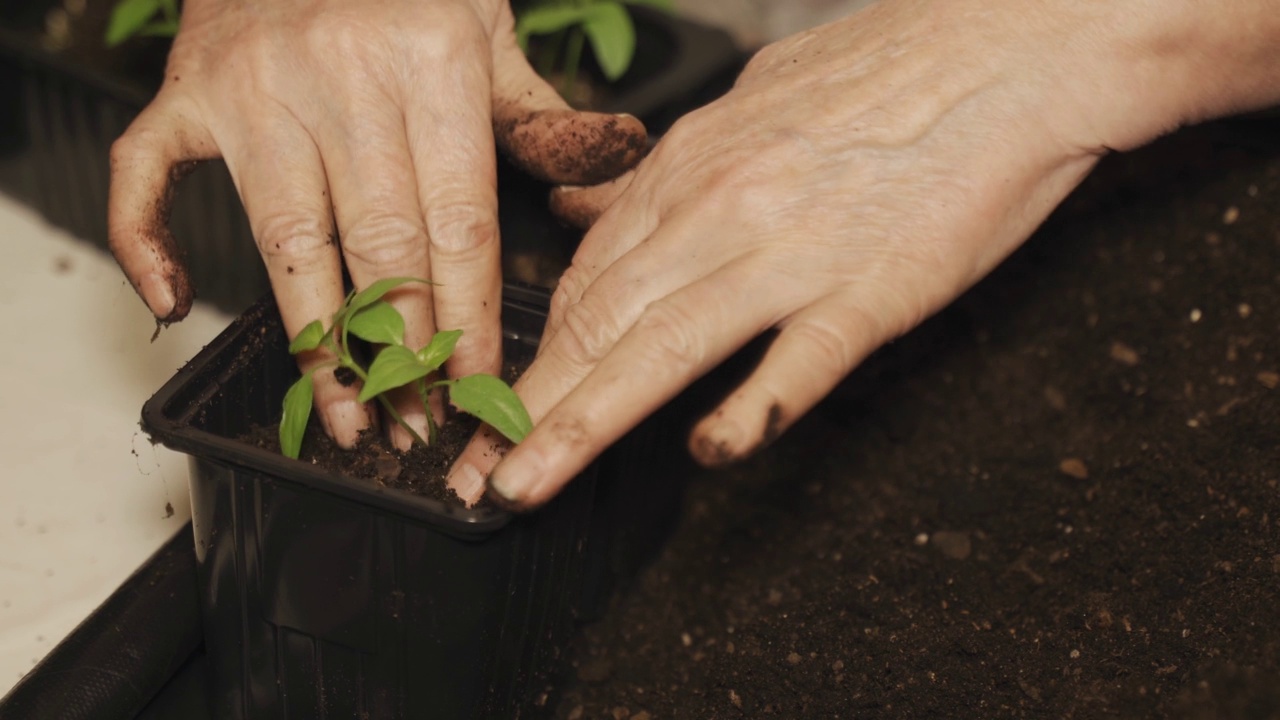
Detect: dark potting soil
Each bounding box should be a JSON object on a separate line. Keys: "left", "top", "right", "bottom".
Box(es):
{"left": 549, "top": 120, "right": 1280, "bottom": 720}
{"left": 243, "top": 417, "right": 480, "bottom": 506}
{"left": 242, "top": 364, "right": 524, "bottom": 506}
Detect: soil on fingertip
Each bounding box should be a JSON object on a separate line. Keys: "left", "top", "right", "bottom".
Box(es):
{"left": 548, "top": 117, "right": 1280, "bottom": 720}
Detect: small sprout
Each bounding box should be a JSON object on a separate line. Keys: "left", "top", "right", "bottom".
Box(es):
{"left": 278, "top": 278, "right": 531, "bottom": 459}
{"left": 516, "top": 0, "right": 673, "bottom": 97}
{"left": 105, "top": 0, "right": 179, "bottom": 47}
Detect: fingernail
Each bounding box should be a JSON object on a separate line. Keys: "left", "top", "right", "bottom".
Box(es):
{"left": 486, "top": 463, "right": 529, "bottom": 511}
{"left": 139, "top": 272, "right": 176, "bottom": 318}
{"left": 448, "top": 463, "right": 487, "bottom": 506}
{"left": 613, "top": 113, "right": 638, "bottom": 122}
{"left": 323, "top": 400, "right": 372, "bottom": 449}
{"left": 389, "top": 412, "right": 429, "bottom": 451}
{"left": 692, "top": 420, "right": 745, "bottom": 467}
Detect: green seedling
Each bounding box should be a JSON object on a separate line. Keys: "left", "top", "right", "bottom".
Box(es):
{"left": 104, "top": 0, "right": 179, "bottom": 47}
{"left": 516, "top": 0, "right": 673, "bottom": 96}
{"left": 279, "top": 277, "right": 533, "bottom": 460}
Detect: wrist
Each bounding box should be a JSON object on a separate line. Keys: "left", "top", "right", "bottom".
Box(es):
{"left": 1062, "top": 1, "right": 1280, "bottom": 152}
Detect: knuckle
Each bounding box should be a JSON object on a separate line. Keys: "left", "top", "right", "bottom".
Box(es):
{"left": 340, "top": 213, "right": 428, "bottom": 271}
{"left": 554, "top": 297, "right": 618, "bottom": 367}
{"left": 425, "top": 200, "right": 498, "bottom": 257}
{"left": 256, "top": 213, "right": 334, "bottom": 269}
{"left": 739, "top": 46, "right": 778, "bottom": 80}
{"left": 304, "top": 15, "right": 378, "bottom": 60}
{"left": 551, "top": 265, "right": 589, "bottom": 311}
{"left": 789, "top": 318, "right": 855, "bottom": 374}
{"left": 108, "top": 133, "right": 141, "bottom": 168}
{"left": 634, "top": 299, "right": 705, "bottom": 368}
{"left": 403, "top": 6, "right": 480, "bottom": 62}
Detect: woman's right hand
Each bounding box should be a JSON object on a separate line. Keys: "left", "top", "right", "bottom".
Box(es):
{"left": 107, "top": 0, "right": 647, "bottom": 450}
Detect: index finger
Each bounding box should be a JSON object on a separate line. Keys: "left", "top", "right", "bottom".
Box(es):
{"left": 108, "top": 98, "right": 215, "bottom": 322}
{"left": 405, "top": 41, "right": 503, "bottom": 379}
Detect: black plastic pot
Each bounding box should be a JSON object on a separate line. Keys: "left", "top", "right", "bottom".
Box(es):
{"left": 137, "top": 282, "right": 688, "bottom": 719}
{"left": 0, "top": 4, "right": 741, "bottom": 313}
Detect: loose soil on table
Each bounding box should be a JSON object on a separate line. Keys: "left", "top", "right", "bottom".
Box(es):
{"left": 550, "top": 119, "right": 1280, "bottom": 719}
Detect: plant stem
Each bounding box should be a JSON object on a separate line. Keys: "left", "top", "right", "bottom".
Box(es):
{"left": 342, "top": 360, "right": 429, "bottom": 449}
{"left": 416, "top": 378, "right": 439, "bottom": 446}
{"left": 538, "top": 29, "right": 565, "bottom": 79}
{"left": 563, "top": 26, "right": 585, "bottom": 101}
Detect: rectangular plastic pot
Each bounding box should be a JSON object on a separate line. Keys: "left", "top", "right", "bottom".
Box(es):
{"left": 140, "top": 283, "right": 689, "bottom": 719}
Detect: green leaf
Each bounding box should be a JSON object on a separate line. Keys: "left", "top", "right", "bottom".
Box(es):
{"left": 517, "top": 4, "right": 590, "bottom": 48}
{"left": 345, "top": 277, "right": 432, "bottom": 318}
{"left": 621, "top": 0, "right": 674, "bottom": 11}
{"left": 358, "top": 345, "right": 432, "bottom": 403}
{"left": 279, "top": 372, "right": 315, "bottom": 460}
{"left": 105, "top": 0, "right": 163, "bottom": 46}
{"left": 582, "top": 2, "right": 636, "bottom": 81}
{"left": 345, "top": 301, "right": 405, "bottom": 346}
{"left": 447, "top": 375, "right": 533, "bottom": 444}
{"left": 288, "top": 320, "right": 327, "bottom": 355}
{"left": 416, "top": 329, "right": 463, "bottom": 375}
{"left": 138, "top": 18, "right": 179, "bottom": 37}
{"left": 157, "top": 0, "right": 178, "bottom": 21}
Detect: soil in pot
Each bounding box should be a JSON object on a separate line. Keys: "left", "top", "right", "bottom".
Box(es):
{"left": 549, "top": 121, "right": 1280, "bottom": 719}
{"left": 241, "top": 361, "right": 526, "bottom": 507}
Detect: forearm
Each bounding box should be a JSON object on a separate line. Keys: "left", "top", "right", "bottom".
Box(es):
{"left": 1080, "top": 0, "right": 1280, "bottom": 150}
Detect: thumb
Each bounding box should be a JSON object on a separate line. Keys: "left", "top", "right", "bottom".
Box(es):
{"left": 548, "top": 170, "right": 636, "bottom": 229}
{"left": 490, "top": 4, "right": 647, "bottom": 186}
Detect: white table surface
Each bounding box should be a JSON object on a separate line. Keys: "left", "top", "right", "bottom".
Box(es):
{"left": 0, "top": 193, "right": 232, "bottom": 696}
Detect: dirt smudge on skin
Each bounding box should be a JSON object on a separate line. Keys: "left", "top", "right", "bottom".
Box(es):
{"left": 494, "top": 107, "right": 647, "bottom": 186}
{"left": 135, "top": 159, "right": 200, "bottom": 333}
{"left": 334, "top": 367, "right": 358, "bottom": 387}
{"left": 760, "top": 403, "right": 785, "bottom": 447}
{"left": 690, "top": 433, "right": 738, "bottom": 468}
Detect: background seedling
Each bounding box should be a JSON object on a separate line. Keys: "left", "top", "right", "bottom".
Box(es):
{"left": 104, "top": 0, "right": 179, "bottom": 47}
{"left": 105, "top": 0, "right": 672, "bottom": 101}
{"left": 279, "top": 277, "right": 532, "bottom": 460}
{"left": 517, "top": 0, "right": 673, "bottom": 96}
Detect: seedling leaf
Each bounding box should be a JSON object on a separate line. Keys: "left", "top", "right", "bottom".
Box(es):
{"left": 105, "top": 0, "right": 162, "bottom": 46}
{"left": 517, "top": 4, "right": 590, "bottom": 49}
{"left": 346, "top": 301, "right": 405, "bottom": 346}
{"left": 138, "top": 18, "right": 180, "bottom": 37}
{"left": 279, "top": 371, "right": 315, "bottom": 459}
{"left": 417, "top": 329, "right": 463, "bottom": 375}
{"left": 621, "top": 0, "right": 673, "bottom": 10}
{"left": 582, "top": 2, "right": 635, "bottom": 80}
{"left": 347, "top": 278, "right": 431, "bottom": 317}
{"left": 359, "top": 345, "right": 432, "bottom": 403}
{"left": 288, "top": 320, "right": 327, "bottom": 355}
{"left": 448, "top": 375, "right": 533, "bottom": 444}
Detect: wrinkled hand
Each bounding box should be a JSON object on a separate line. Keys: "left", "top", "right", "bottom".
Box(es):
{"left": 448, "top": 0, "right": 1223, "bottom": 508}
{"left": 108, "top": 0, "right": 645, "bottom": 452}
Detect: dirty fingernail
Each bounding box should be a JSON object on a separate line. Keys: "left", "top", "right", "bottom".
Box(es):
{"left": 139, "top": 272, "right": 176, "bottom": 318}
{"left": 323, "top": 400, "right": 372, "bottom": 449}
{"left": 691, "top": 420, "right": 745, "bottom": 467}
